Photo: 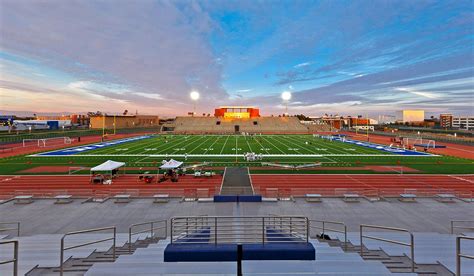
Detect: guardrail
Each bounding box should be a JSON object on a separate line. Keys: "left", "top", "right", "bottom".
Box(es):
{"left": 0, "top": 222, "right": 20, "bottom": 237}
{"left": 171, "top": 216, "right": 309, "bottom": 245}
{"left": 0, "top": 240, "right": 18, "bottom": 276}
{"left": 60, "top": 226, "right": 116, "bottom": 276}
{"left": 360, "top": 224, "right": 415, "bottom": 272}
{"left": 310, "top": 220, "right": 347, "bottom": 250}
{"left": 451, "top": 220, "right": 474, "bottom": 234}
{"left": 129, "top": 220, "right": 167, "bottom": 252}
{"left": 456, "top": 236, "right": 474, "bottom": 276}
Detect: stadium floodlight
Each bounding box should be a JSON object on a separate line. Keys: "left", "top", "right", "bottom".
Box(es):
{"left": 190, "top": 90, "right": 200, "bottom": 116}
{"left": 190, "top": 90, "right": 200, "bottom": 101}
{"left": 281, "top": 91, "right": 292, "bottom": 115}
{"left": 281, "top": 91, "right": 292, "bottom": 101}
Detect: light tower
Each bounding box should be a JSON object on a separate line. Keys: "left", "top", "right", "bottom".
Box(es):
{"left": 281, "top": 91, "right": 292, "bottom": 115}
{"left": 190, "top": 90, "right": 200, "bottom": 116}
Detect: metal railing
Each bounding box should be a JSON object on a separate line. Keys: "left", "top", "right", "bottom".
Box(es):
{"left": 451, "top": 220, "right": 474, "bottom": 235}
{"left": 60, "top": 226, "right": 116, "bottom": 276}
{"left": 171, "top": 216, "right": 309, "bottom": 245}
{"left": 0, "top": 222, "right": 20, "bottom": 237}
{"left": 456, "top": 236, "right": 474, "bottom": 276}
{"left": 360, "top": 224, "right": 415, "bottom": 272}
{"left": 0, "top": 240, "right": 18, "bottom": 276}
{"left": 310, "top": 219, "right": 347, "bottom": 250}
{"left": 128, "top": 220, "right": 167, "bottom": 252}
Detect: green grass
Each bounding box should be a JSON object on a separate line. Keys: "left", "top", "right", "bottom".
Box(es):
{"left": 0, "top": 134, "right": 472, "bottom": 175}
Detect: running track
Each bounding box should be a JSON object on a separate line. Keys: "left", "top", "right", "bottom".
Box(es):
{"left": 0, "top": 175, "right": 222, "bottom": 199}
{"left": 0, "top": 174, "right": 472, "bottom": 199}
{"left": 251, "top": 174, "right": 474, "bottom": 198}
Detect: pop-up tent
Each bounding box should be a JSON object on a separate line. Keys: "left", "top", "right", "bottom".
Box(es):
{"left": 160, "top": 159, "right": 183, "bottom": 169}
{"left": 90, "top": 160, "right": 126, "bottom": 181}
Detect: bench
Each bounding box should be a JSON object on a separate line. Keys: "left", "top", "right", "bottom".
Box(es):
{"left": 436, "top": 193, "right": 456, "bottom": 203}
{"left": 343, "top": 194, "right": 360, "bottom": 202}
{"left": 14, "top": 195, "right": 33, "bottom": 204}
{"left": 305, "top": 194, "right": 322, "bottom": 203}
{"left": 153, "top": 194, "right": 169, "bottom": 203}
{"left": 399, "top": 193, "right": 417, "bottom": 202}
{"left": 54, "top": 195, "right": 73, "bottom": 204}
{"left": 114, "top": 194, "right": 131, "bottom": 203}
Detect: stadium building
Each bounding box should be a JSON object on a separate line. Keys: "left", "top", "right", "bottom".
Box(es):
{"left": 89, "top": 115, "right": 159, "bottom": 129}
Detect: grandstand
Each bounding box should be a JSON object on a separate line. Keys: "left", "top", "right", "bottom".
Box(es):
{"left": 1, "top": 199, "right": 473, "bottom": 276}
{"left": 173, "top": 116, "right": 311, "bottom": 134}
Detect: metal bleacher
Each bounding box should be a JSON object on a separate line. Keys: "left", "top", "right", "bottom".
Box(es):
{"left": 1, "top": 218, "right": 473, "bottom": 275}
{"left": 86, "top": 238, "right": 415, "bottom": 276}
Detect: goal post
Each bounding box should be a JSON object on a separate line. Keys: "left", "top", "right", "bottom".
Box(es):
{"left": 23, "top": 137, "right": 72, "bottom": 147}
{"left": 22, "top": 139, "right": 40, "bottom": 147}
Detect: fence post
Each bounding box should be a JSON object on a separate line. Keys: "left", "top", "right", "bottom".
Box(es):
{"left": 13, "top": 241, "right": 18, "bottom": 276}
{"left": 214, "top": 217, "right": 218, "bottom": 245}
{"left": 360, "top": 225, "right": 363, "bottom": 258}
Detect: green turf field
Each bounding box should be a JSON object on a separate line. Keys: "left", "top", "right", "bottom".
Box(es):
{"left": 0, "top": 134, "right": 473, "bottom": 175}
{"left": 66, "top": 134, "right": 393, "bottom": 156}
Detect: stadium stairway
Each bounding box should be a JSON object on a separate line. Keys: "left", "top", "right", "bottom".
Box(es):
{"left": 321, "top": 231, "right": 474, "bottom": 276}
{"left": 220, "top": 167, "right": 254, "bottom": 195}
{"left": 85, "top": 238, "right": 416, "bottom": 276}
{"left": 0, "top": 232, "right": 155, "bottom": 276}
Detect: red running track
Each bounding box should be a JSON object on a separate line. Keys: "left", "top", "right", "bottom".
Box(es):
{"left": 251, "top": 174, "right": 474, "bottom": 198}
{"left": 0, "top": 175, "right": 222, "bottom": 199}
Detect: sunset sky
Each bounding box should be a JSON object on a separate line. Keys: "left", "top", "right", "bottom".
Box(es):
{"left": 0, "top": 0, "right": 473, "bottom": 116}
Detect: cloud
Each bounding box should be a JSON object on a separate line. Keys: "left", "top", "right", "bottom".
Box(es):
{"left": 294, "top": 62, "right": 311, "bottom": 68}
{"left": 395, "top": 87, "right": 439, "bottom": 99}
{"left": 0, "top": 0, "right": 227, "bottom": 115}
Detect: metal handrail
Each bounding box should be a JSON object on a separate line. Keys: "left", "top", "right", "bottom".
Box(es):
{"left": 360, "top": 224, "right": 415, "bottom": 272}
{"left": 60, "top": 226, "right": 116, "bottom": 276}
{"left": 456, "top": 236, "right": 474, "bottom": 276}
{"left": 129, "top": 220, "right": 167, "bottom": 252}
{"left": 0, "top": 222, "right": 20, "bottom": 237}
{"left": 309, "top": 219, "right": 347, "bottom": 250}
{"left": 171, "top": 216, "right": 309, "bottom": 245}
{"left": 451, "top": 220, "right": 474, "bottom": 234}
{"left": 0, "top": 240, "right": 18, "bottom": 276}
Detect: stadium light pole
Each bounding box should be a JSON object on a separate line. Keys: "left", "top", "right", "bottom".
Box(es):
{"left": 190, "top": 90, "right": 200, "bottom": 116}
{"left": 281, "top": 91, "right": 292, "bottom": 115}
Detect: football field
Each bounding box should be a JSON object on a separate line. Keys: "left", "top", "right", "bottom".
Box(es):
{"left": 34, "top": 134, "right": 416, "bottom": 157}
{"left": 1, "top": 134, "right": 472, "bottom": 175}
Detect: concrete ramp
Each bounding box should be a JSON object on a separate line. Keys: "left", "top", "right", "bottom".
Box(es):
{"left": 220, "top": 167, "right": 253, "bottom": 195}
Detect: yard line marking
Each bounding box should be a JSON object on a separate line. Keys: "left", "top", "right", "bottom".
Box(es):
{"left": 260, "top": 136, "right": 286, "bottom": 154}
{"left": 253, "top": 137, "right": 271, "bottom": 154}
{"left": 204, "top": 136, "right": 221, "bottom": 154}
{"left": 188, "top": 136, "right": 215, "bottom": 154}
{"left": 219, "top": 135, "right": 230, "bottom": 154}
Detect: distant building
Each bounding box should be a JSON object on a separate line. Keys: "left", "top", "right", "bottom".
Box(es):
{"left": 452, "top": 116, "right": 474, "bottom": 130}
{"left": 36, "top": 114, "right": 89, "bottom": 126}
{"left": 396, "top": 110, "right": 425, "bottom": 123}
{"left": 439, "top": 113, "right": 453, "bottom": 129}
{"left": 378, "top": 115, "right": 396, "bottom": 124}
{"left": 89, "top": 115, "right": 159, "bottom": 129}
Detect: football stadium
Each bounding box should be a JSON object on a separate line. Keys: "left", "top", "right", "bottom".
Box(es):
{"left": 1, "top": 105, "right": 473, "bottom": 276}
{"left": 1, "top": 1, "right": 474, "bottom": 276}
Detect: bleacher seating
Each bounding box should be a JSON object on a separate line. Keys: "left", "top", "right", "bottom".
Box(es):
{"left": 85, "top": 238, "right": 417, "bottom": 275}
{"left": 172, "top": 116, "right": 310, "bottom": 134}
{"left": 329, "top": 231, "right": 474, "bottom": 276}
{"left": 0, "top": 233, "right": 151, "bottom": 275}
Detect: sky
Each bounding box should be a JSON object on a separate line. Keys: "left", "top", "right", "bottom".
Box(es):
{"left": 0, "top": 0, "right": 473, "bottom": 117}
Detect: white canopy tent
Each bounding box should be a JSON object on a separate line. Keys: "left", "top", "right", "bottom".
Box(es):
{"left": 160, "top": 159, "right": 183, "bottom": 170}
{"left": 90, "top": 160, "right": 126, "bottom": 182}
{"left": 91, "top": 160, "right": 126, "bottom": 171}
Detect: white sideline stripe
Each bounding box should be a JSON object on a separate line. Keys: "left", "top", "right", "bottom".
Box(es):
{"left": 29, "top": 153, "right": 439, "bottom": 157}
